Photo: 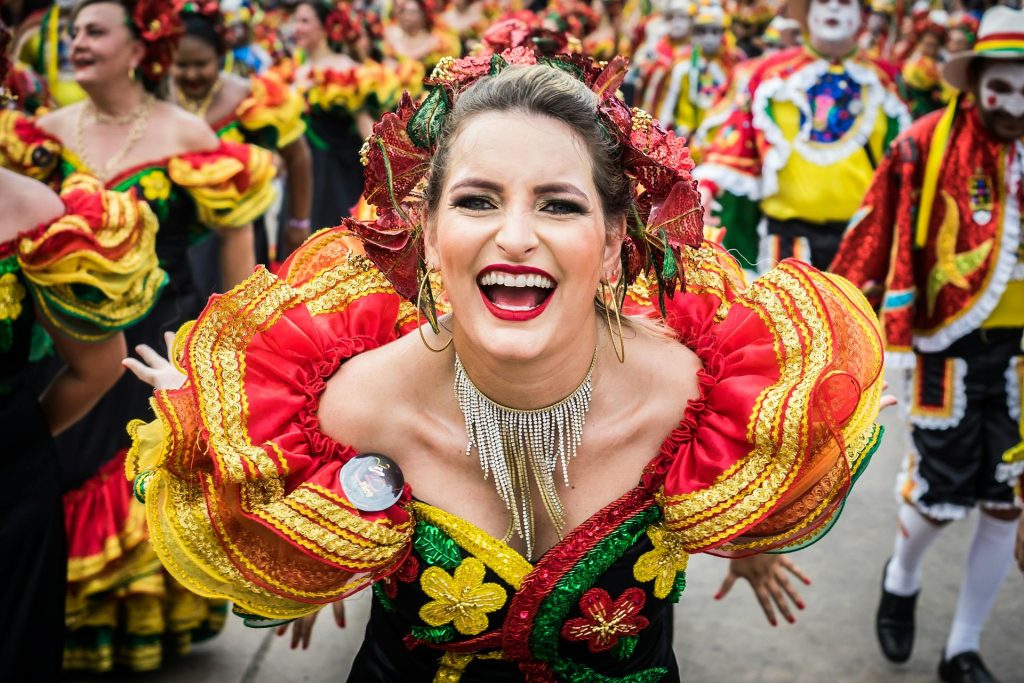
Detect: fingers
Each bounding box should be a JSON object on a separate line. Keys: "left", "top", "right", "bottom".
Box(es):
{"left": 333, "top": 600, "right": 346, "bottom": 628}
{"left": 753, "top": 584, "right": 778, "bottom": 627}
{"left": 714, "top": 572, "right": 737, "bottom": 600}
{"left": 766, "top": 578, "right": 795, "bottom": 624}
{"left": 880, "top": 394, "right": 899, "bottom": 410}
{"left": 134, "top": 343, "right": 166, "bottom": 368}
{"left": 276, "top": 624, "right": 289, "bottom": 637}
{"left": 164, "top": 331, "right": 176, "bottom": 362}
{"left": 780, "top": 557, "right": 812, "bottom": 585}
{"left": 122, "top": 357, "right": 155, "bottom": 386}
{"left": 776, "top": 573, "right": 805, "bottom": 612}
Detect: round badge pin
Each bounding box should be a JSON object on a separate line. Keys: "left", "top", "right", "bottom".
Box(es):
{"left": 339, "top": 453, "right": 404, "bottom": 512}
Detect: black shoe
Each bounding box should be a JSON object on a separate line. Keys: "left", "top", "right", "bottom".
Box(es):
{"left": 939, "top": 651, "right": 1000, "bottom": 683}
{"left": 875, "top": 559, "right": 918, "bottom": 663}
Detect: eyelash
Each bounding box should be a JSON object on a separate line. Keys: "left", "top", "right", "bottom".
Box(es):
{"left": 451, "top": 196, "right": 586, "bottom": 215}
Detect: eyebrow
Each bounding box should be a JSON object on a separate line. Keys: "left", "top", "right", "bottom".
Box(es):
{"left": 449, "top": 178, "right": 589, "bottom": 199}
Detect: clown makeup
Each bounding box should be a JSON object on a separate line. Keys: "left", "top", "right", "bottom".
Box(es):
{"left": 807, "top": 0, "right": 861, "bottom": 56}
{"left": 693, "top": 24, "right": 723, "bottom": 55}
{"left": 977, "top": 61, "right": 1024, "bottom": 141}
{"left": 665, "top": 1, "right": 692, "bottom": 40}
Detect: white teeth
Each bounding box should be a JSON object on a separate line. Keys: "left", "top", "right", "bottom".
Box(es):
{"left": 478, "top": 271, "right": 555, "bottom": 288}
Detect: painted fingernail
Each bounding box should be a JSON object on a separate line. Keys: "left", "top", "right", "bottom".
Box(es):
{"left": 713, "top": 592, "right": 722, "bottom": 600}
{"left": 770, "top": 620, "right": 777, "bottom": 627}
{"left": 786, "top": 615, "right": 795, "bottom": 624}
{"left": 796, "top": 600, "right": 805, "bottom": 610}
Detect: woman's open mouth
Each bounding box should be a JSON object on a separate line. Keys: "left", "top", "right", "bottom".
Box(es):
{"left": 477, "top": 265, "right": 556, "bottom": 322}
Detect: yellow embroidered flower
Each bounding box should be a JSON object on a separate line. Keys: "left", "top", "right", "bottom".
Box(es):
{"left": 633, "top": 523, "right": 689, "bottom": 599}
{"left": 0, "top": 272, "right": 26, "bottom": 321}
{"left": 418, "top": 557, "right": 506, "bottom": 635}
{"left": 139, "top": 171, "right": 171, "bottom": 202}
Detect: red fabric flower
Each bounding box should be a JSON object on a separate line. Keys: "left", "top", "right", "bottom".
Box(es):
{"left": 325, "top": 3, "right": 362, "bottom": 49}
{"left": 561, "top": 587, "right": 650, "bottom": 653}
{"left": 132, "top": 0, "right": 184, "bottom": 82}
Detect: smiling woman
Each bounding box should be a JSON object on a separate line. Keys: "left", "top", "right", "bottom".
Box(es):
{"left": 123, "top": 50, "right": 887, "bottom": 682}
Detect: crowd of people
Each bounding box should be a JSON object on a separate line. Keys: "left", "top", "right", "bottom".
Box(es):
{"left": 0, "top": 0, "right": 1022, "bottom": 681}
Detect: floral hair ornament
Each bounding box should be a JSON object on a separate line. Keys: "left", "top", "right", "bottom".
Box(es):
{"left": 180, "top": 0, "right": 227, "bottom": 45}
{"left": 130, "top": 0, "right": 186, "bottom": 82}
{"left": 322, "top": 1, "right": 363, "bottom": 51}
{"left": 348, "top": 48, "right": 704, "bottom": 330}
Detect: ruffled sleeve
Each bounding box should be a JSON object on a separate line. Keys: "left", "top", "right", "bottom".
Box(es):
{"left": 17, "top": 174, "right": 167, "bottom": 340}
{"left": 235, "top": 72, "right": 307, "bottom": 149}
{"left": 126, "top": 228, "right": 416, "bottom": 619}
{"left": 653, "top": 248, "right": 885, "bottom": 556}
{"left": 167, "top": 140, "right": 277, "bottom": 230}
{"left": 0, "top": 109, "right": 62, "bottom": 183}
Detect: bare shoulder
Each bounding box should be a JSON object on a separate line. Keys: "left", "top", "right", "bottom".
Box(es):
{"left": 318, "top": 332, "right": 433, "bottom": 450}
{"left": 36, "top": 101, "right": 84, "bottom": 140}
{"left": 154, "top": 103, "right": 220, "bottom": 153}
{"left": 0, "top": 170, "right": 64, "bottom": 241}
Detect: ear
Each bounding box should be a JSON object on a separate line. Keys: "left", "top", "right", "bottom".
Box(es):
{"left": 423, "top": 215, "right": 440, "bottom": 271}
{"left": 129, "top": 39, "right": 146, "bottom": 71}
{"left": 601, "top": 215, "right": 626, "bottom": 279}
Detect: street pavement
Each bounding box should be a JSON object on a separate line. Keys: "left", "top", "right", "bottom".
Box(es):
{"left": 72, "top": 370, "right": 1024, "bottom": 682}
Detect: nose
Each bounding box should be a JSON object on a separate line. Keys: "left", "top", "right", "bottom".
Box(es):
{"left": 493, "top": 208, "right": 539, "bottom": 260}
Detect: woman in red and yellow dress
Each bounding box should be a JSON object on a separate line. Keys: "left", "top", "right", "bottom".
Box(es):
{"left": 0, "top": 20, "right": 164, "bottom": 682}
{"left": 125, "top": 49, "right": 889, "bottom": 681}
{"left": 170, "top": 4, "right": 313, "bottom": 263}
{"left": 0, "top": 0, "right": 276, "bottom": 673}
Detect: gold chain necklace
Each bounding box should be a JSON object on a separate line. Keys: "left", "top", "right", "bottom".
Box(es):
{"left": 454, "top": 347, "right": 598, "bottom": 559}
{"left": 174, "top": 78, "right": 223, "bottom": 119}
{"left": 75, "top": 95, "right": 153, "bottom": 181}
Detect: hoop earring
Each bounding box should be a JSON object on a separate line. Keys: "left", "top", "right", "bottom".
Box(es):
{"left": 601, "top": 279, "right": 625, "bottom": 364}
{"left": 128, "top": 66, "right": 136, "bottom": 81}
{"left": 417, "top": 271, "right": 452, "bottom": 353}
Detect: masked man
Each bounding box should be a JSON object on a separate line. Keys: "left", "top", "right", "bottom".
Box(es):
{"left": 831, "top": 8, "right": 1024, "bottom": 683}
{"left": 693, "top": 0, "right": 909, "bottom": 272}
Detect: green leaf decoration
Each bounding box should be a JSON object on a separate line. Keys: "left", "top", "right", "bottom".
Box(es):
{"left": 611, "top": 635, "right": 639, "bottom": 662}
{"left": 410, "top": 623, "right": 457, "bottom": 644}
{"left": 540, "top": 57, "right": 585, "bottom": 82}
{"left": 414, "top": 521, "right": 462, "bottom": 569}
{"left": 372, "top": 583, "right": 397, "bottom": 613}
{"left": 659, "top": 230, "right": 677, "bottom": 280}
{"left": 408, "top": 87, "right": 450, "bottom": 149}
{"left": 489, "top": 53, "right": 508, "bottom": 75}
{"left": 667, "top": 572, "right": 687, "bottom": 604}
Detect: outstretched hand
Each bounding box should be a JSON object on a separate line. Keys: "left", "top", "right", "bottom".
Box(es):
{"left": 275, "top": 601, "right": 347, "bottom": 650}
{"left": 715, "top": 554, "right": 810, "bottom": 626}
{"left": 122, "top": 331, "right": 187, "bottom": 391}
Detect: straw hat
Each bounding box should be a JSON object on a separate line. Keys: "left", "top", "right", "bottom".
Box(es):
{"left": 943, "top": 6, "right": 1024, "bottom": 91}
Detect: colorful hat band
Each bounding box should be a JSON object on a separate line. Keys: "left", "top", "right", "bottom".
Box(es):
{"left": 974, "top": 32, "right": 1024, "bottom": 54}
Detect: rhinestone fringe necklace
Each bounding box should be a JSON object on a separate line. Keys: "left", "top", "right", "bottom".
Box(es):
{"left": 454, "top": 348, "right": 598, "bottom": 558}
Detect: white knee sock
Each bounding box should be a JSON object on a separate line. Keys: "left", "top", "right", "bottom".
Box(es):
{"left": 884, "top": 503, "right": 944, "bottom": 596}
{"left": 944, "top": 513, "right": 1018, "bottom": 659}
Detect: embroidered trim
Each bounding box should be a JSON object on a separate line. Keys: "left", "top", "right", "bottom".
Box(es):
{"left": 909, "top": 356, "right": 968, "bottom": 430}
{"left": 914, "top": 148, "right": 1021, "bottom": 352}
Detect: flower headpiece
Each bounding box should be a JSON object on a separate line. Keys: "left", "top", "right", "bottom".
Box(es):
{"left": 323, "top": 1, "right": 363, "bottom": 51}
{"left": 180, "top": 1, "right": 227, "bottom": 45}
{"left": 130, "top": 0, "right": 185, "bottom": 83}
{"left": 346, "top": 47, "right": 703, "bottom": 325}
{"left": 482, "top": 15, "right": 570, "bottom": 56}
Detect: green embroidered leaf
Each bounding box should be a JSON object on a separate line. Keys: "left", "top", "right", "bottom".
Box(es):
{"left": 554, "top": 658, "right": 669, "bottom": 683}
{"left": 611, "top": 635, "right": 638, "bottom": 662}
{"left": 372, "top": 583, "right": 397, "bottom": 613}
{"left": 410, "top": 623, "right": 456, "bottom": 644}
{"left": 414, "top": 521, "right": 462, "bottom": 569}
{"left": 408, "top": 87, "right": 449, "bottom": 149}
{"left": 659, "top": 230, "right": 677, "bottom": 280}
{"left": 667, "top": 572, "right": 687, "bottom": 604}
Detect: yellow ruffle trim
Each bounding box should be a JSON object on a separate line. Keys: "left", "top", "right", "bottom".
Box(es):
{"left": 168, "top": 145, "right": 277, "bottom": 230}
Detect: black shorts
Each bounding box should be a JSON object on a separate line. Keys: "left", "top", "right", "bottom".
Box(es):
{"left": 898, "top": 328, "right": 1024, "bottom": 519}
{"left": 762, "top": 217, "right": 847, "bottom": 272}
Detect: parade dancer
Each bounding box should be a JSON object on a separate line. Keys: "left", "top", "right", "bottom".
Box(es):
{"left": 831, "top": 8, "right": 1024, "bottom": 682}
{"left": 694, "top": 0, "right": 909, "bottom": 273}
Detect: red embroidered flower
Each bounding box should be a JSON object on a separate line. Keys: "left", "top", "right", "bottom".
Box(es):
{"left": 561, "top": 587, "right": 650, "bottom": 653}
{"left": 325, "top": 3, "right": 362, "bottom": 49}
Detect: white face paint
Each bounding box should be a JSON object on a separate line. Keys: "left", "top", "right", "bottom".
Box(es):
{"left": 807, "top": 0, "right": 862, "bottom": 49}
{"left": 693, "top": 25, "right": 723, "bottom": 55}
{"left": 980, "top": 61, "right": 1024, "bottom": 118}
{"left": 665, "top": 0, "right": 692, "bottom": 39}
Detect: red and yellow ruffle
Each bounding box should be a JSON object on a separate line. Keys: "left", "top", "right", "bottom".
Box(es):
{"left": 235, "top": 72, "right": 307, "bottom": 148}
{"left": 17, "top": 174, "right": 166, "bottom": 341}
{"left": 168, "top": 141, "right": 277, "bottom": 230}
{"left": 0, "top": 109, "right": 61, "bottom": 182}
